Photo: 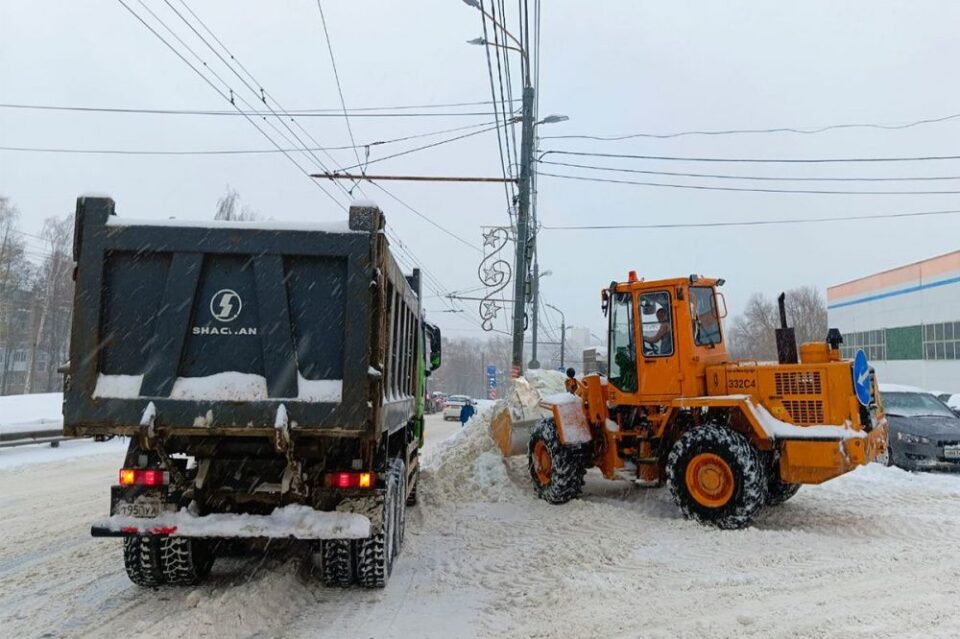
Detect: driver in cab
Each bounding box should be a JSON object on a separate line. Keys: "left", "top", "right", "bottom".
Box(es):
{"left": 643, "top": 308, "right": 673, "bottom": 355}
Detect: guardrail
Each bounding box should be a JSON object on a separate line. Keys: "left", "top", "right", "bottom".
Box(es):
{"left": 0, "top": 428, "right": 71, "bottom": 449}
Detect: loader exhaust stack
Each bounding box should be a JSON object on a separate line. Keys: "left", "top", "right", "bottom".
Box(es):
{"left": 775, "top": 292, "right": 798, "bottom": 365}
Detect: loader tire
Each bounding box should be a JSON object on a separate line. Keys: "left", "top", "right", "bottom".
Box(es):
{"left": 356, "top": 458, "right": 402, "bottom": 589}
{"left": 528, "top": 418, "right": 586, "bottom": 505}
{"left": 667, "top": 424, "right": 766, "bottom": 530}
{"left": 765, "top": 475, "right": 801, "bottom": 506}
{"left": 123, "top": 535, "right": 165, "bottom": 587}
{"left": 321, "top": 540, "right": 354, "bottom": 588}
{"left": 160, "top": 537, "right": 214, "bottom": 585}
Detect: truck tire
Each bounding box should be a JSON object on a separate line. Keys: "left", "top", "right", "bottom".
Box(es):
{"left": 356, "top": 458, "right": 402, "bottom": 588}
{"left": 123, "top": 535, "right": 165, "bottom": 587}
{"left": 766, "top": 475, "right": 801, "bottom": 506}
{"left": 406, "top": 464, "right": 419, "bottom": 507}
{"left": 321, "top": 540, "right": 354, "bottom": 588}
{"left": 527, "top": 418, "right": 586, "bottom": 505}
{"left": 392, "top": 460, "right": 407, "bottom": 554}
{"left": 666, "top": 424, "right": 766, "bottom": 530}
{"left": 160, "top": 537, "right": 214, "bottom": 585}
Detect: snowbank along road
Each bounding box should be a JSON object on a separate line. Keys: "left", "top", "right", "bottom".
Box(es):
{"left": 2, "top": 410, "right": 960, "bottom": 638}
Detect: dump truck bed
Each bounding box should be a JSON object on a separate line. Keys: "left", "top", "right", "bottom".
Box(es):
{"left": 63, "top": 196, "right": 415, "bottom": 439}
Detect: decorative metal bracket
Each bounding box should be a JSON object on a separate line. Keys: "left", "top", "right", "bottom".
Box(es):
{"left": 478, "top": 226, "right": 512, "bottom": 331}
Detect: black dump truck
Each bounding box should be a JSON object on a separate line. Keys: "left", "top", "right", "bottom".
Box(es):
{"left": 62, "top": 196, "right": 441, "bottom": 588}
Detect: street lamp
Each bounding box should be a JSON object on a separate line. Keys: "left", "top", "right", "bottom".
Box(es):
{"left": 545, "top": 303, "right": 566, "bottom": 369}
{"left": 528, "top": 268, "right": 552, "bottom": 369}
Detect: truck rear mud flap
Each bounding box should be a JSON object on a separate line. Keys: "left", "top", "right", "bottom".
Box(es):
{"left": 91, "top": 504, "right": 372, "bottom": 540}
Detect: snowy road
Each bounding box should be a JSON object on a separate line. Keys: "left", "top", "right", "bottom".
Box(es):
{"left": 2, "top": 413, "right": 960, "bottom": 638}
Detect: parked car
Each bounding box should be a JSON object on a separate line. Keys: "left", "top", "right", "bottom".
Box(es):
{"left": 443, "top": 395, "right": 471, "bottom": 421}
{"left": 934, "top": 393, "right": 960, "bottom": 417}
{"left": 882, "top": 387, "right": 960, "bottom": 472}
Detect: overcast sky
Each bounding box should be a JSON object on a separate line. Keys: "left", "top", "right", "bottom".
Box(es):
{"left": 2, "top": 1, "right": 959, "bottom": 344}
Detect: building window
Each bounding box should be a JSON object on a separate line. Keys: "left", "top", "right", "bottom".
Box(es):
{"left": 923, "top": 321, "right": 960, "bottom": 360}
{"left": 840, "top": 330, "right": 886, "bottom": 361}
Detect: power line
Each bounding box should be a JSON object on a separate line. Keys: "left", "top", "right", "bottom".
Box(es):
{"left": 338, "top": 122, "right": 507, "bottom": 171}
{"left": 539, "top": 110, "right": 960, "bottom": 141}
{"left": 0, "top": 120, "right": 502, "bottom": 156}
{"left": 540, "top": 149, "right": 960, "bottom": 164}
{"left": 368, "top": 182, "right": 481, "bottom": 253}
{"left": 538, "top": 160, "right": 960, "bottom": 183}
{"left": 160, "top": 0, "right": 349, "bottom": 200}
{"left": 315, "top": 1, "right": 363, "bottom": 172}
{"left": 0, "top": 103, "right": 500, "bottom": 118}
{"left": 540, "top": 208, "right": 960, "bottom": 231}
{"left": 538, "top": 171, "right": 960, "bottom": 195}
{"left": 479, "top": 0, "right": 515, "bottom": 216}
{"left": 114, "top": 0, "right": 346, "bottom": 209}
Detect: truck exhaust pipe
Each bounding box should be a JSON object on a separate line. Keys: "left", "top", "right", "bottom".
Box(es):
{"left": 775, "top": 292, "right": 798, "bottom": 365}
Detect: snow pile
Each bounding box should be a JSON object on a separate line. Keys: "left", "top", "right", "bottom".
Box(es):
{"left": 421, "top": 401, "right": 527, "bottom": 504}
{"left": 0, "top": 392, "right": 63, "bottom": 436}
{"left": 96, "top": 504, "right": 370, "bottom": 539}
{"left": 421, "top": 371, "right": 569, "bottom": 504}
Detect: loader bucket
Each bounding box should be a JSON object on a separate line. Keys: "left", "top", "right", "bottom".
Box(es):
{"left": 490, "top": 405, "right": 538, "bottom": 457}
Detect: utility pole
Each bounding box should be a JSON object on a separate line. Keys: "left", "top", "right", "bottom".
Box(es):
{"left": 511, "top": 85, "right": 535, "bottom": 377}
{"left": 528, "top": 261, "right": 540, "bottom": 369}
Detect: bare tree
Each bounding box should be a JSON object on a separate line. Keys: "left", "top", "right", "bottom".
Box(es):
{"left": 215, "top": 186, "right": 258, "bottom": 221}
{"left": 0, "top": 198, "right": 29, "bottom": 393}
{"left": 25, "top": 214, "right": 73, "bottom": 393}
{"left": 727, "top": 287, "right": 827, "bottom": 360}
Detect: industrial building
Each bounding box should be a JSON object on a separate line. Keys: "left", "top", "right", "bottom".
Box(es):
{"left": 827, "top": 250, "right": 960, "bottom": 393}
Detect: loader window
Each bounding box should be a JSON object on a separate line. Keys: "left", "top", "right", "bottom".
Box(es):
{"left": 639, "top": 291, "right": 673, "bottom": 357}
{"left": 690, "top": 287, "right": 722, "bottom": 347}
{"left": 608, "top": 291, "right": 637, "bottom": 391}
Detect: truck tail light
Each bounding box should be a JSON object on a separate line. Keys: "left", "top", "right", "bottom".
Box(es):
{"left": 327, "top": 472, "right": 374, "bottom": 489}
{"left": 119, "top": 468, "right": 169, "bottom": 486}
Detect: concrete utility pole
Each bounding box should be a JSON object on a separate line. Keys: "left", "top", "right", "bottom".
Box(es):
{"left": 528, "top": 261, "right": 540, "bottom": 369}
{"left": 511, "top": 85, "right": 535, "bottom": 377}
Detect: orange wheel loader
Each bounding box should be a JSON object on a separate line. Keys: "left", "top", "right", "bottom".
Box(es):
{"left": 492, "top": 274, "right": 888, "bottom": 529}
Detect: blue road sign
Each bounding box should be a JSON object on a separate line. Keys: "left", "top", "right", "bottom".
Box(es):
{"left": 853, "top": 350, "right": 872, "bottom": 407}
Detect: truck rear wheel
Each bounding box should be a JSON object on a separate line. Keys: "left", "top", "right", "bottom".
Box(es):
{"left": 667, "top": 424, "right": 766, "bottom": 529}
{"left": 160, "top": 537, "right": 215, "bottom": 585}
{"left": 356, "top": 458, "right": 403, "bottom": 588}
{"left": 123, "top": 535, "right": 165, "bottom": 587}
{"left": 321, "top": 540, "right": 354, "bottom": 588}
{"left": 528, "top": 418, "right": 586, "bottom": 505}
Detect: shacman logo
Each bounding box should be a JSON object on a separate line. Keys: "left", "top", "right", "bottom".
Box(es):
{"left": 210, "top": 289, "right": 242, "bottom": 322}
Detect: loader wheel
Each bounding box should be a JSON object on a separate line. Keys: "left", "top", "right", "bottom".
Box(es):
{"left": 356, "top": 458, "right": 402, "bottom": 588}
{"left": 321, "top": 540, "right": 354, "bottom": 588}
{"left": 123, "top": 535, "right": 165, "bottom": 587}
{"left": 766, "top": 474, "right": 801, "bottom": 506}
{"left": 667, "top": 425, "right": 766, "bottom": 529}
{"left": 528, "top": 419, "right": 586, "bottom": 505}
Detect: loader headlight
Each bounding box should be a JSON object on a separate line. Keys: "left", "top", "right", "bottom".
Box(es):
{"left": 896, "top": 431, "right": 930, "bottom": 445}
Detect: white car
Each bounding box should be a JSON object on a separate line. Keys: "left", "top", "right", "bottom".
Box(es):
{"left": 443, "top": 395, "right": 471, "bottom": 421}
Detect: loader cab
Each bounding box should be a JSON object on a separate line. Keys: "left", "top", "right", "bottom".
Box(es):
{"left": 606, "top": 275, "right": 728, "bottom": 403}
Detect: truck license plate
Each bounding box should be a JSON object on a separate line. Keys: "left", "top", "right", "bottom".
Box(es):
{"left": 944, "top": 446, "right": 960, "bottom": 460}
{"left": 115, "top": 500, "right": 162, "bottom": 518}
